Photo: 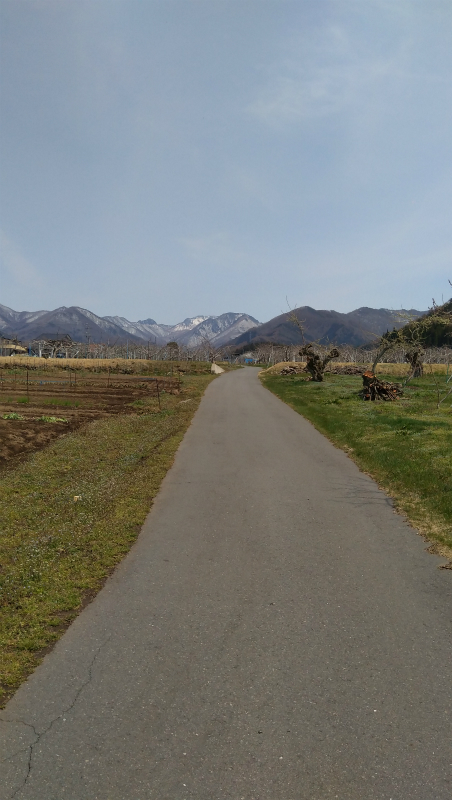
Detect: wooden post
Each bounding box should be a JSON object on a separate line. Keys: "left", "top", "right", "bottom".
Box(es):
{"left": 155, "top": 378, "right": 161, "bottom": 411}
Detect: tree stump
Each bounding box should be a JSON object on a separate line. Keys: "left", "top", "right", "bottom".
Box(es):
{"left": 299, "top": 345, "right": 340, "bottom": 382}
{"left": 362, "top": 371, "right": 403, "bottom": 401}
{"left": 405, "top": 349, "right": 424, "bottom": 377}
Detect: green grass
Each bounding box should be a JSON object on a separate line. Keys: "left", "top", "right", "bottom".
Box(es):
{"left": 261, "top": 371, "right": 452, "bottom": 560}
{"left": 0, "top": 374, "right": 214, "bottom": 706}
{"left": 42, "top": 398, "right": 81, "bottom": 408}
{"left": 131, "top": 397, "right": 157, "bottom": 408}
{"left": 36, "top": 416, "right": 69, "bottom": 423}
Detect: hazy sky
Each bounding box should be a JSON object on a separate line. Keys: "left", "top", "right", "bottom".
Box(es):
{"left": 1, "top": 0, "right": 451, "bottom": 323}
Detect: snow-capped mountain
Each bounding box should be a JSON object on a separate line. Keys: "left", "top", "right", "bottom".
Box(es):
{"left": 0, "top": 305, "right": 260, "bottom": 345}
{"left": 0, "top": 306, "right": 142, "bottom": 343}
{"left": 169, "top": 313, "right": 260, "bottom": 347}
{"left": 0, "top": 302, "right": 428, "bottom": 347}
{"left": 169, "top": 316, "right": 211, "bottom": 334}
{"left": 101, "top": 313, "right": 259, "bottom": 344}
{"left": 102, "top": 312, "right": 260, "bottom": 346}
{"left": 0, "top": 304, "right": 48, "bottom": 332}
{"left": 103, "top": 316, "right": 170, "bottom": 342}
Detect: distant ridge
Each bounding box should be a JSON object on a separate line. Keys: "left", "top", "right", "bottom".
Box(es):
{"left": 0, "top": 305, "right": 141, "bottom": 344}
{"left": 0, "top": 304, "right": 259, "bottom": 346}
{"left": 229, "top": 306, "right": 426, "bottom": 348}
{"left": 0, "top": 303, "right": 427, "bottom": 348}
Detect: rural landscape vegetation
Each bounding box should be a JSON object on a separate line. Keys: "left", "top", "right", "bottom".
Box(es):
{"left": 1, "top": 294, "right": 452, "bottom": 706}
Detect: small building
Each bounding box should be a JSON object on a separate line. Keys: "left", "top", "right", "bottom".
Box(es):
{"left": 0, "top": 338, "right": 27, "bottom": 357}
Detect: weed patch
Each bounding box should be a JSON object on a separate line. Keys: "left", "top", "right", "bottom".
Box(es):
{"left": 42, "top": 398, "right": 81, "bottom": 408}
{"left": 36, "top": 416, "right": 69, "bottom": 423}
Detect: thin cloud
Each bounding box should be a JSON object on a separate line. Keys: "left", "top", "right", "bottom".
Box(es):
{"left": 248, "top": 23, "right": 408, "bottom": 127}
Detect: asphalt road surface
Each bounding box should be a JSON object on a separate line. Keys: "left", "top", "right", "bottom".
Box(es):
{"left": 1, "top": 368, "right": 451, "bottom": 799}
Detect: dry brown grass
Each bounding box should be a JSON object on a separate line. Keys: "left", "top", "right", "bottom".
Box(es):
{"left": 374, "top": 362, "right": 450, "bottom": 375}
{"left": 0, "top": 357, "right": 211, "bottom": 374}
{"left": 262, "top": 361, "right": 450, "bottom": 376}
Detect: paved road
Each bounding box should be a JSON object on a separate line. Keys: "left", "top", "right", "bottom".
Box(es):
{"left": 1, "top": 368, "right": 451, "bottom": 799}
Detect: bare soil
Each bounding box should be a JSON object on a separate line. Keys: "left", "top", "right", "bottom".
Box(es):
{"left": 0, "top": 372, "right": 180, "bottom": 470}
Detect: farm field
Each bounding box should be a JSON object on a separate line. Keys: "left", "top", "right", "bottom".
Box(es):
{"left": 260, "top": 368, "right": 452, "bottom": 564}
{"left": 0, "top": 367, "right": 181, "bottom": 469}
{"left": 0, "top": 361, "right": 216, "bottom": 706}
{"left": 0, "top": 356, "right": 218, "bottom": 374}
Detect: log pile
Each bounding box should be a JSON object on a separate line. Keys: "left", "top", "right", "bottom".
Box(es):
{"left": 280, "top": 365, "right": 306, "bottom": 375}
{"left": 362, "top": 371, "right": 402, "bottom": 401}
{"left": 327, "top": 365, "right": 365, "bottom": 375}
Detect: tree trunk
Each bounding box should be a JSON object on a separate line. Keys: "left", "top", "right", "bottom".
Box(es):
{"left": 405, "top": 350, "right": 424, "bottom": 378}
{"left": 300, "top": 346, "right": 340, "bottom": 382}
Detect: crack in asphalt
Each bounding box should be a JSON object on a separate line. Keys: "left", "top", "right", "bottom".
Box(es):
{"left": 3, "top": 636, "right": 111, "bottom": 799}
{"left": 0, "top": 720, "right": 39, "bottom": 768}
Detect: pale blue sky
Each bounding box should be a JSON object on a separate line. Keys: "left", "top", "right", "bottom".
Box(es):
{"left": 1, "top": 0, "right": 451, "bottom": 322}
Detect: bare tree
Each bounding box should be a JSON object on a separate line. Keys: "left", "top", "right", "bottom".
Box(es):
{"left": 405, "top": 348, "right": 424, "bottom": 378}
{"left": 299, "top": 343, "right": 340, "bottom": 382}
{"left": 286, "top": 307, "right": 340, "bottom": 381}
{"left": 286, "top": 307, "right": 306, "bottom": 345}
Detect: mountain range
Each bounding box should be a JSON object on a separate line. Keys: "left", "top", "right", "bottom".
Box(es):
{"left": 0, "top": 304, "right": 259, "bottom": 347}
{"left": 0, "top": 303, "right": 426, "bottom": 349}
{"left": 231, "top": 306, "right": 425, "bottom": 348}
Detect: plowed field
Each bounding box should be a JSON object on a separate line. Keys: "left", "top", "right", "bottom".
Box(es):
{"left": 0, "top": 372, "right": 180, "bottom": 469}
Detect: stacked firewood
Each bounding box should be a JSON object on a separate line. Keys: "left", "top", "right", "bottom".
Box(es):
{"left": 362, "top": 371, "right": 403, "bottom": 401}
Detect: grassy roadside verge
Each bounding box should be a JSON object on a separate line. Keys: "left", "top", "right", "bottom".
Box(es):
{"left": 0, "top": 374, "right": 214, "bottom": 706}
{"left": 260, "top": 371, "right": 452, "bottom": 563}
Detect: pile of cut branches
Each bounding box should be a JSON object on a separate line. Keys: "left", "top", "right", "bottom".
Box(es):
{"left": 327, "top": 364, "right": 364, "bottom": 375}
{"left": 280, "top": 365, "right": 306, "bottom": 375}
{"left": 362, "top": 371, "right": 403, "bottom": 401}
